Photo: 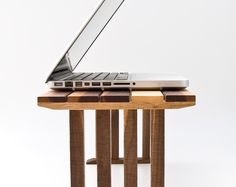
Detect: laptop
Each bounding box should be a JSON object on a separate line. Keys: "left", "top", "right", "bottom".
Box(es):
{"left": 46, "top": 0, "right": 189, "bottom": 90}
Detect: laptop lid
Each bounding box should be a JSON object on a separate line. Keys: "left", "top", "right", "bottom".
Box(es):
{"left": 46, "top": 0, "right": 125, "bottom": 82}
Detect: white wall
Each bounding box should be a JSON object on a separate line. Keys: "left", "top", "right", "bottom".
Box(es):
{"left": 0, "top": 0, "right": 236, "bottom": 186}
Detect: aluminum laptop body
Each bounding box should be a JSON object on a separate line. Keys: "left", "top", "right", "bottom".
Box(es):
{"left": 46, "top": 0, "right": 189, "bottom": 90}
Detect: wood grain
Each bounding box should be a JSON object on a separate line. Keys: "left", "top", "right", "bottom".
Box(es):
{"left": 124, "top": 110, "right": 137, "bottom": 187}
{"left": 38, "top": 101, "right": 195, "bottom": 110}
{"left": 86, "top": 157, "right": 150, "bottom": 165}
{"left": 100, "top": 91, "right": 130, "bottom": 102}
{"left": 151, "top": 110, "right": 165, "bottom": 187}
{"left": 38, "top": 90, "right": 197, "bottom": 187}
{"left": 132, "top": 91, "right": 163, "bottom": 104}
{"left": 68, "top": 91, "right": 102, "bottom": 102}
{"left": 142, "top": 109, "right": 151, "bottom": 159}
{"left": 111, "top": 110, "right": 119, "bottom": 159}
{"left": 70, "top": 110, "right": 85, "bottom": 187}
{"left": 162, "top": 90, "right": 195, "bottom": 102}
{"left": 38, "top": 90, "right": 195, "bottom": 110}
{"left": 38, "top": 91, "right": 72, "bottom": 102}
{"left": 96, "top": 110, "right": 111, "bottom": 187}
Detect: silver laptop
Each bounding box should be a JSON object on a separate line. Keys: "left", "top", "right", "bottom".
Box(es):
{"left": 46, "top": 0, "right": 189, "bottom": 90}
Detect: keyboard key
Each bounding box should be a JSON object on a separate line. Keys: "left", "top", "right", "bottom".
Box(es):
{"left": 65, "top": 73, "right": 84, "bottom": 80}
{"left": 63, "top": 72, "right": 129, "bottom": 81}
{"left": 94, "top": 73, "right": 110, "bottom": 80}
{"left": 116, "top": 74, "right": 128, "bottom": 80}
{"left": 73, "top": 73, "right": 93, "bottom": 80}
{"left": 104, "top": 73, "right": 118, "bottom": 80}
{"left": 83, "top": 73, "right": 102, "bottom": 80}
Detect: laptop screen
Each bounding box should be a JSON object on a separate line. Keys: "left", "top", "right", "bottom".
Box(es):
{"left": 65, "top": 0, "right": 125, "bottom": 70}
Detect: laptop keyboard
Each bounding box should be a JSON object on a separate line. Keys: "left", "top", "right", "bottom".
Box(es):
{"left": 68, "top": 72, "right": 129, "bottom": 81}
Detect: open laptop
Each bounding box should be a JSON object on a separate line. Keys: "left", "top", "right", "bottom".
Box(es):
{"left": 46, "top": 0, "right": 189, "bottom": 90}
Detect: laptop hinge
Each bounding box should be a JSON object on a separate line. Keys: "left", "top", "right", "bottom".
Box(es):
{"left": 46, "top": 55, "right": 72, "bottom": 82}
{"left": 48, "top": 70, "right": 72, "bottom": 81}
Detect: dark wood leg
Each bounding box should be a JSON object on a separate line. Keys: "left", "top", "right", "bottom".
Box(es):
{"left": 87, "top": 110, "right": 150, "bottom": 165}
{"left": 142, "top": 109, "right": 151, "bottom": 161}
{"left": 70, "top": 110, "right": 85, "bottom": 187}
{"left": 124, "top": 110, "right": 137, "bottom": 187}
{"left": 151, "top": 110, "right": 165, "bottom": 187}
{"left": 87, "top": 110, "right": 119, "bottom": 165}
{"left": 111, "top": 110, "right": 119, "bottom": 160}
{"left": 96, "top": 110, "right": 111, "bottom": 187}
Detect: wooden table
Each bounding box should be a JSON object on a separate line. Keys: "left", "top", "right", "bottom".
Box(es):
{"left": 38, "top": 90, "right": 196, "bottom": 187}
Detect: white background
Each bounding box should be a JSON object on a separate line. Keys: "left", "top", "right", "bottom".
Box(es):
{"left": 0, "top": 0, "right": 236, "bottom": 186}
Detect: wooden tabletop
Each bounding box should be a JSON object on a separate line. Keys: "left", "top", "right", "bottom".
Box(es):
{"left": 37, "top": 90, "right": 196, "bottom": 110}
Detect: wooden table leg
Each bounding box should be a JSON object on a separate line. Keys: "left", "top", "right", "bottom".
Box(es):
{"left": 87, "top": 110, "right": 149, "bottom": 165}
{"left": 87, "top": 110, "right": 119, "bottom": 164}
{"left": 142, "top": 109, "right": 151, "bottom": 162}
{"left": 70, "top": 110, "right": 85, "bottom": 187}
{"left": 96, "top": 110, "right": 111, "bottom": 187}
{"left": 111, "top": 110, "right": 119, "bottom": 160}
{"left": 124, "top": 110, "right": 137, "bottom": 187}
{"left": 151, "top": 110, "right": 165, "bottom": 187}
